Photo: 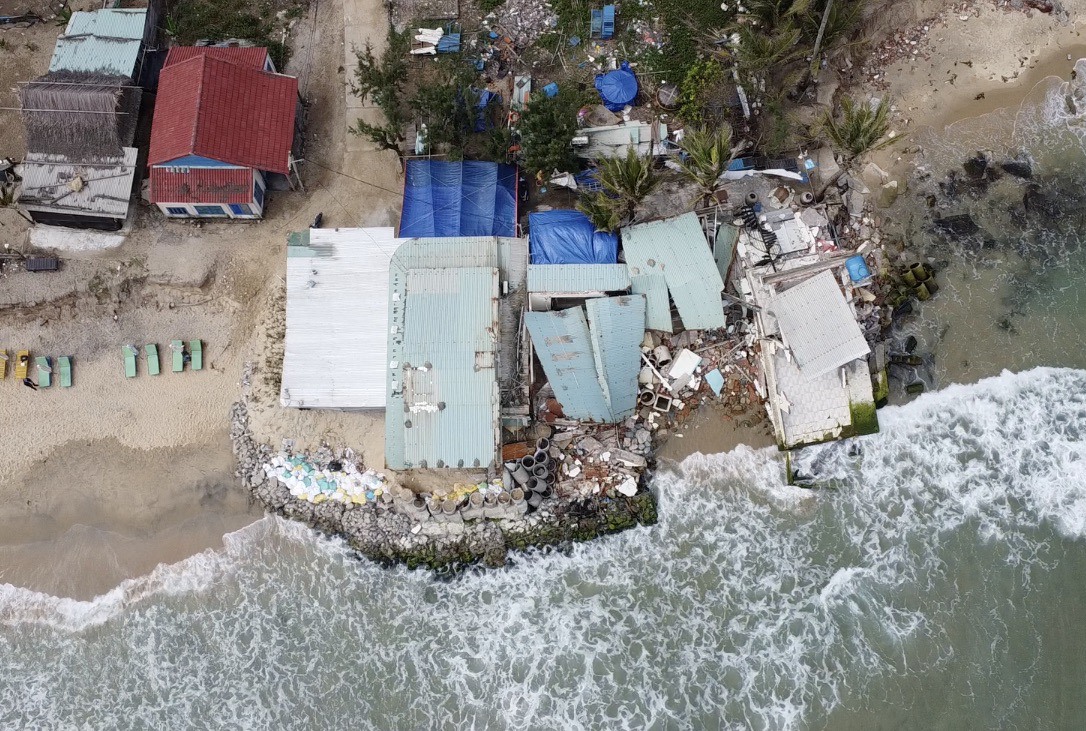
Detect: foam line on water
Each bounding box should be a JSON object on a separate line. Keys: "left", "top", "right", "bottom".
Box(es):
{"left": 1, "top": 369, "right": 1084, "bottom": 729}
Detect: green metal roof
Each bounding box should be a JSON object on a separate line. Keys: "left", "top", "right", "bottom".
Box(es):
{"left": 622, "top": 213, "right": 726, "bottom": 331}
{"left": 49, "top": 9, "right": 147, "bottom": 78}
{"left": 386, "top": 238, "right": 508, "bottom": 470}
{"left": 629, "top": 272, "right": 672, "bottom": 332}
{"left": 586, "top": 295, "right": 645, "bottom": 422}
{"left": 525, "top": 295, "right": 644, "bottom": 423}
{"left": 526, "top": 264, "right": 630, "bottom": 294}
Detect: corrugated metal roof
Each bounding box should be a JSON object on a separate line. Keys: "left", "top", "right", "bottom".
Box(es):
{"left": 715, "top": 223, "right": 739, "bottom": 283}
{"left": 49, "top": 9, "right": 146, "bottom": 77}
{"left": 386, "top": 266, "right": 500, "bottom": 469}
{"left": 622, "top": 213, "right": 726, "bottom": 331}
{"left": 527, "top": 264, "right": 630, "bottom": 294}
{"left": 586, "top": 295, "right": 645, "bottom": 421}
{"left": 572, "top": 122, "right": 668, "bottom": 159}
{"left": 768, "top": 270, "right": 870, "bottom": 379}
{"left": 149, "top": 166, "right": 254, "bottom": 204}
{"left": 148, "top": 53, "right": 298, "bottom": 173}
{"left": 525, "top": 307, "right": 612, "bottom": 422}
{"left": 526, "top": 295, "right": 644, "bottom": 422}
{"left": 18, "top": 147, "right": 137, "bottom": 218}
{"left": 629, "top": 272, "right": 672, "bottom": 332}
{"left": 280, "top": 227, "right": 396, "bottom": 409}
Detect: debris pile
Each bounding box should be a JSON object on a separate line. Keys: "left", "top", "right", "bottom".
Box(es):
{"left": 264, "top": 452, "right": 387, "bottom": 504}
{"left": 484, "top": 0, "right": 557, "bottom": 49}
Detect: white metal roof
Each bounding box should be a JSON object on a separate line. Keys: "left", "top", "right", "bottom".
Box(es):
{"left": 768, "top": 270, "right": 870, "bottom": 379}
{"left": 18, "top": 147, "right": 137, "bottom": 218}
{"left": 280, "top": 227, "right": 397, "bottom": 409}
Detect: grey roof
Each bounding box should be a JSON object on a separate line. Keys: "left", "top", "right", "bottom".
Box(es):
{"left": 572, "top": 121, "right": 668, "bottom": 159}
{"left": 49, "top": 9, "right": 147, "bottom": 78}
{"left": 280, "top": 227, "right": 397, "bottom": 409}
{"left": 526, "top": 264, "right": 630, "bottom": 294}
{"left": 768, "top": 270, "right": 871, "bottom": 379}
{"left": 18, "top": 147, "right": 137, "bottom": 218}
{"left": 525, "top": 295, "right": 644, "bottom": 423}
{"left": 715, "top": 223, "right": 739, "bottom": 283}
{"left": 622, "top": 213, "right": 726, "bottom": 332}
{"left": 385, "top": 238, "right": 519, "bottom": 470}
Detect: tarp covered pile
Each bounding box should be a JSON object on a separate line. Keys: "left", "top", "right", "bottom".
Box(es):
{"left": 264, "top": 454, "right": 386, "bottom": 504}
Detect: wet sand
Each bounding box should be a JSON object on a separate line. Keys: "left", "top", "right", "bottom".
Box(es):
{"left": 0, "top": 436, "right": 260, "bottom": 599}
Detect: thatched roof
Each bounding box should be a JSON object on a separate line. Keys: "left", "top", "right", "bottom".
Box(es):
{"left": 20, "top": 71, "right": 141, "bottom": 158}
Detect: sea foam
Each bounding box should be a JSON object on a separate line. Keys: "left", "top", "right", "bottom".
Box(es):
{"left": 1, "top": 368, "right": 1084, "bottom": 729}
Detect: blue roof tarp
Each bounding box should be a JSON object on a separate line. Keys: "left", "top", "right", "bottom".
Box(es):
{"left": 400, "top": 160, "right": 518, "bottom": 238}
{"left": 529, "top": 210, "right": 618, "bottom": 264}
{"left": 595, "top": 61, "right": 638, "bottom": 112}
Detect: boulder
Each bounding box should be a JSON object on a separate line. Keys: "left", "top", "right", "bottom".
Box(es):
{"left": 962, "top": 152, "right": 989, "bottom": 179}
{"left": 1000, "top": 157, "right": 1032, "bottom": 179}
{"left": 876, "top": 180, "right": 900, "bottom": 208}
{"left": 934, "top": 214, "right": 980, "bottom": 237}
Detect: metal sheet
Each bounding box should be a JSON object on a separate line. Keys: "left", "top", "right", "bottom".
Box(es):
{"left": 526, "top": 263, "right": 630, "bottom": 294}
{"left": 18, "top": 147, "right": 137, "bottom": 218}
{"left": 525, "top": 307, "right": 611, "bottom": 422}
{"left": 49, "top": 9, "right": 146, "bottom": 77}
{"left": 280, "top": 227, "right": 396, "bottom": 409}
{"left": 586, "top": 295, "right": 645, "bottom": 421}
{"left": 622, "top": 212, "right": 726, "bottom": 331}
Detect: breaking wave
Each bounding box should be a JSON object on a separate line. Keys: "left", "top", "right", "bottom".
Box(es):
{"left": 2, "top": 368, "right": 1085, "bottom": 729}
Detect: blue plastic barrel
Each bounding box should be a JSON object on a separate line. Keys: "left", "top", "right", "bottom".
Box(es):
{"left": 846, "top": 255, "right": 872, "bottom": 282}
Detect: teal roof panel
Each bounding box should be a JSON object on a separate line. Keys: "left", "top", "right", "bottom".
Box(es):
{"left": 630, "top": 272, "right": 671, "bottom": 332}
{"left": 527, "top": 264, "right": 630, "bottom": 294}
{"left": 586, "top": 295, "right": 645, "bottom": 421}
{"left": 622, "top": 212, "right": 726, "bottom": 331}
{"left": 49, "top": 9, "right": 146, "bottom": 77}
{"left": 525, "top": 307, "right": 611, "bottom": 422}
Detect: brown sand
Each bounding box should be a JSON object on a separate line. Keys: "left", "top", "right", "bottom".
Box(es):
{"left": 0, "top": 0, "right": 401, "bottom": 598}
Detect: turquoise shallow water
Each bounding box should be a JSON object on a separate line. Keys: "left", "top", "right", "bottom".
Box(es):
{"left": 2, "top": 368, "right": 1086, "bottom": 729}
{"left": 5, "top": 65, "right": 1086, "bottom": 731}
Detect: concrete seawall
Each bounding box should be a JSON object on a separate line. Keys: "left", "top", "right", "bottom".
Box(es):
{"left": 231, "top": 400, "right": 658, "bottom": 571}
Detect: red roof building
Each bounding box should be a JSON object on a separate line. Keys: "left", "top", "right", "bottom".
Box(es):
{"left": 148, "top": 47, "right": 298, "bottom": 219}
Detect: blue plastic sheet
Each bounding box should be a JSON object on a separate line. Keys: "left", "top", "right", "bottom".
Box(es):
{"left": 400, "top": 160, "right": 518, "bottom": 238}
{"left": 528, "top": 210, "right": 618, "bottom": 264}
{"left": 594, "top": 61, "right": 638, "bottom": 112}
{"left": 474, "top": 89, "right": 500, "bottom": 132}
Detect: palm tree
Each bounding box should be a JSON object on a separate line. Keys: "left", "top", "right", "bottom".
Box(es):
{"left": 818, "top": 97, "right": 899, "bottom": 199}
{"left": 577, "top": 148, "right": 658, "bottom": 232}
{"left": 823, "top": 97, "right": 896, "bottom": 160}
{"left": 676, "top": 125, "right": 738, "bottom": 204}
{"left": 597, "top": 147, "right": 657, "bottom": 211}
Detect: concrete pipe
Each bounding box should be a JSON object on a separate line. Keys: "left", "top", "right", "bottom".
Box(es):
{"left": 800, "top": 191, "right": 814, "bottom": 205}
{"left": 520, "top": 454, "right": 536, "bottom": 470}
{"left": 527, "top": 491, "right": 543, "bottom": 510}
{"left": 639, "top": 390, "right": 656, "bottom": 406}
{"left": 652, "top": 345, "right": 672, "bottom": 367}
{"left": 530, "top": 477, "right": 548, "bottom": 493}
{"left": 441, "top": 498, "right": 463, "bottom": 524}
{"left": 482, "top": 493, "right": 502, "bottom": 519}
{"left": 536, "top": 437, "right": 551, "bottom": 452}
{"left": 470, "top": 491, "right": 485, "bottom": 508}
{"left": 497, "top": 491, "right": 512, "bottom": 507}
{"left": 745, "top": 191, "right": 759, "bottom": 205}
{"left": 533, "top": 449, "right": 549, "bottom": 466}
{"left": 638, "top": 366, "right": 654, "bottom": 385}
{"left": 533, "top": 464, "right": 550, "bottom": 480}
{"left": 512, "top": 464, "right": 530, "bottom": 485}
{"left": 510, "top": 487, "right": 525, "bottom": 504}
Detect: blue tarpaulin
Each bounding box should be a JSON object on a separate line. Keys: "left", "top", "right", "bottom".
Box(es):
{"left": 595, "top": 61, "right": 638, "bottom": 112}
{"left": 400, "top": 160, "right": 518, "bottom": 238}
{"left": 529, "top": 210, "right": 618, "bottom": 264}
{"left": 474, "top": 89, "right": 500, "bottom": 132}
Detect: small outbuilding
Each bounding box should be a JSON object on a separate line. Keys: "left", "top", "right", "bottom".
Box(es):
{"left": 18, "top": 147, "right": 138, "bottom": 230}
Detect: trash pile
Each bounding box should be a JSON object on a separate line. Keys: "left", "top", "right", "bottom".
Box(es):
{"left": 484, "top": 0, "right": 557, "bottom": 49}
{"left": 548, "top": 428, "right": 646, "bottom": 500}
{"left": 264, "top": 454, "right": 387, "bottom": 504}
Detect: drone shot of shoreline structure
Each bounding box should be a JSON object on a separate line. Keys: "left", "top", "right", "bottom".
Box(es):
{"left": 2, "top": 0, "right": 1086, "bottom": 727}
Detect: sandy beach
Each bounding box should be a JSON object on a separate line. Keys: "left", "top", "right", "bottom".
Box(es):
{"left": 3, "top": 0, "right": 1086, "bottom": 597}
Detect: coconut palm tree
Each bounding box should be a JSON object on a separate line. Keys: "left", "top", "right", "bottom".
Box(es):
{"left": 576, "top": 192, "right": 624, "bottom": 233}
{"left": 576, "top": 148, "right": 658, "bottom": 232}
{"left": 676, "top": 125, "right": 739, "bottom": 205}
{"left": 823, "top": 97, "right": 896, "bottom": 160}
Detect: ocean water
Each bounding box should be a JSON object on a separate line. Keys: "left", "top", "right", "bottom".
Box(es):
{"left": 2, "top": 368, "right": 1086, "bottom": 729}
{"left": 6, "top": 67, "right": 1086, "bottom": 731}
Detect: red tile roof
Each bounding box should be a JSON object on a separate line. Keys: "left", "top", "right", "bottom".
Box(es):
{"left": 148, "top": 52, "right": 298, "bottom": 174}
{"left": 163, "top": 46, "right": 270, "bottom": 70}
{"left": 149, "top": 166, "right": 254, "bottom": 204}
